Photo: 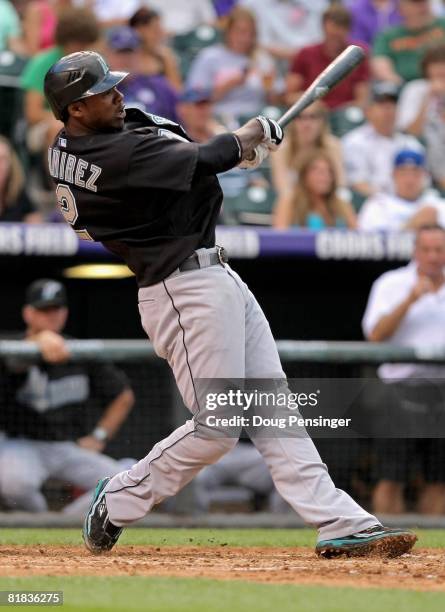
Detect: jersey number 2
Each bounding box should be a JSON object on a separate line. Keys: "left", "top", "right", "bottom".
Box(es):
{"left": 56, "top": 184, "right": 93, "bottom": 240}
{"left": 56, "top": 184, "right": 78, "bottom": 224}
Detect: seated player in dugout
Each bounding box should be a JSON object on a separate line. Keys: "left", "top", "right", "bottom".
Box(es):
{"left": 43, "top": 50, "right": 416, "bottom": 559}
{"left": 0, "top": 279, "right": 135, "bottom": 514}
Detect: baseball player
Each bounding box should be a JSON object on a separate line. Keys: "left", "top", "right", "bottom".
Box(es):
{"left": 43, "top": 51, "right": 416, "bottom": 558}
{"left": 0, "top": 279, "right": 135, "bottom": 514}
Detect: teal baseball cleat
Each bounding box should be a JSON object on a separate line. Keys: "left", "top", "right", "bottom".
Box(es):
{"left": 315, "top": 525, "right": 417, "bottom": 559}
{"left": 83, "top": 477, "right": 123, "bottom": 554}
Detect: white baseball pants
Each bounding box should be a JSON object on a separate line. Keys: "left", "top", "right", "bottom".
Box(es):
{"left": 0, "top": 439, "right": 128, "bottom": 513}
{"left": 105, "top": 259, "right": 378, "bottom": 540}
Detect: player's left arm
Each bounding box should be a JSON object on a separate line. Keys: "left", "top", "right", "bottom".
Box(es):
{"left": 77, "top": 364, "right": 134, "bottom": 452}
{"left": 77, "top": 387, "right": 135, "bottom": 452}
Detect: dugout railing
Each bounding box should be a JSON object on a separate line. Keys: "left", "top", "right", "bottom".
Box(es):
{"left": 2, "top": 338, "right": 444, "bottom": 363}
{"left": 0, "top": 339, "right": 444, "bottom": 515}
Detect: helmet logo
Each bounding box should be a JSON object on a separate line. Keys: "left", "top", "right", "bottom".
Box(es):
{"left": 97, "top": 55, "right": 109, "bottom": 76}
{"left": 67, "top": 70, "right": 82, "bottom": 84}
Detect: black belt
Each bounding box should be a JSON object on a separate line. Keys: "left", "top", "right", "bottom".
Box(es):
{"left": 178, "top": 246, "right": 229, "bottom": 272}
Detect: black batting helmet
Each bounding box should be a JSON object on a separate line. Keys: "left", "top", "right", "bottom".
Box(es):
{"left": 44, "top": 51, "right": 128, "bottom": 121}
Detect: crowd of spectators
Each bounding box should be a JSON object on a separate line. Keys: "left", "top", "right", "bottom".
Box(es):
{"left": 0, "top": 0, "right": 445, "bottom": 229}
{"left": 1, "top": 1, "right": 445, "bottom": 516}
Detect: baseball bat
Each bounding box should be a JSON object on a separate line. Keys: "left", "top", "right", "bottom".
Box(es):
{"left": 278, "top": 45, "right": 366, "bottom": 128}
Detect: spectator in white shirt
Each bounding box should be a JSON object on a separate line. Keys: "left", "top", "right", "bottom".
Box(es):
{"left": 396, "top": 43, "right": 445, "bottom": 191}
{"left": 143, "top": 0, "right": 216, "bottom": 36}
{"left": 358, "top": 149, "right": 445, "bottom": 231}
{"left": 362, "top": 225, "right": 445, "bottom": 514}
{"left": 432, "top": 0, "right": 445, "bottom": 16}
{"left": 72, "top": 0, "right": 142, "bottom": 27}
{"left": 343, "top": 81, "right": 422, "bottom": 198}
{"left": 240, "top": 0, "right": 328, "bottom": 60}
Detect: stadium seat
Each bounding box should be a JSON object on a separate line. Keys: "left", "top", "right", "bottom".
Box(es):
{"left": 228, "top": 106, "right": 285, "bottom": 130}
{"left": 259, "top": 105, "right": 284, "bottom": 121}
{"left": 329, "top": 105, "right": 364, "bottom": 138}
{"left": 222, "top": 185, "right": 276, "bottom": 225}
{"left": 349, "top": 189, "right": 367, "bottom": 212}
{"left": 0, "top": 50, "right": 27, "bottom": 141}
{"left": 257, "top": 162, "right": 272, "bottom": 185}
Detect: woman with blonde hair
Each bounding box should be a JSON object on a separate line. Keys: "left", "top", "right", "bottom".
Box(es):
{"left": 273, "top": 149, "right": 356, "bottom": 230}
{"left": 271, "top": 100, "right": 345, "bottom": 200}
{"left": 187, "top": 6, "right": 276, "bottom": 117}
{"left": 0, "top": 136, "right": 37, "bottom": 222}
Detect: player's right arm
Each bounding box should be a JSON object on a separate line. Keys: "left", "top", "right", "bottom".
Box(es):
{"left": 27, "top": 330, "right": 70, "bottom": 363}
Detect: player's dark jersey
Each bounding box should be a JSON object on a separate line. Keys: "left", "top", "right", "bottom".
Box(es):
{"left": 0, "top": 334, "right": 129, "bottom": 441}
{"left": 47, "top": 108, "right": 226, "bottom": 287}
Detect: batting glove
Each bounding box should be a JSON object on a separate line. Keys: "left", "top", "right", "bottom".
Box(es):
{"left": 238, "top": 143, "right": 269, "bottom": 169}
{"left": 256, "top": 115, "right": 283, "bottom": 150}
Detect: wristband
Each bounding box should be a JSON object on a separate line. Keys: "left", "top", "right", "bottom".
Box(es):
{"left": 91, "top": 427, "right": 109, "bottom": 442}
{"left": 232, "top": 134, "right": 244, "bottom": 161}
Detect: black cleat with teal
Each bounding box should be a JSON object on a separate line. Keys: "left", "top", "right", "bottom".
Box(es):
{"left": 83, "top": 477, "right": 122, "bottom": 554}
{"left": 315, "top": 525, "right": 417, "bottom": 559}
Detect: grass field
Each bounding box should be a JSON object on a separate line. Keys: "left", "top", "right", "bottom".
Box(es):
{"left": 1, "top": 528, "right": 444, "bottom": 612}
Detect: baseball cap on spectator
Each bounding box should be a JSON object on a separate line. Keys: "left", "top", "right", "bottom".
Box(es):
{"left": 107, "top": 26, "right": 141, "bottom": 52}
{"left": 178, "top": 88, "right": 212, "bottom": 103}
{"left": 394, "top": 149, "right": 426, "bottom": 168}
{"left": 26, "top": 280, "right": 67, "bottom": 309}
{"left": 369, "top": 81, "right": 400, "bottom": 103}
